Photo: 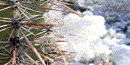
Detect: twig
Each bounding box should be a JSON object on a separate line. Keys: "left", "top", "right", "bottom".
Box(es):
{"left": 24, "top": 52, "right": 39, "bottom": 65}
{"left": 49, "top": 1, "right": 82, "bottom": 16}
{"left": 32, "top": 5, "right": 80, "bottom": 16}
{"left": 21, "top": 41, "right": 58, "bottom": 64}
{"left": 0, "top": 41, "right": 9, "bottom": 43}
{"left": 0, "top": 44, "right": 10, "bottom": 49}
{"left": 0, "top": 24, "right": 10, "bottom": 28}
{"left": 17, "top": 6, "right": 32, "bottom": 21}
{"left": 8, "top": 28, "right": 15, "bottom": 41}
{"left": 20, "top": 4, "right": 44, "bottom": 13}
{"left": 59, "top": 3, "right": 82, "bottom": 16}
{"left": 9, "top": 46, "right": 13, "bottom": 54}
{"left": 53, "top": 40, "right": 68, "bottom": 65}
{"left": 0, "top": 19, "right": 12, "bottom": 22}
{"left": 21, "top": 26, "right": 35, "bottom": 36}
{"left": 39, "top": 52, "right": 54, "bottom": 62}
{"left": 17, "top": 57, "right": 30, "bottom": 64}
{"left": 20, "top": 30, "right": 46, "bottom": 65}
{"left": 0, "top": 26, "right": 12, "bottom": 32}
{"left": 0, "top": 6, "right": 12, "bottom": 11}
{"left": 5, "top": 60, "right": 11, "bottom": 65}
{"left": 20, "top": 33, "right": 32, "bottom": 40}
{"left": 12, "top": 49, "right": 16, "bottom": 65}
{"left": 0, "top": 1, "right": 9, "bottom": 5}
{"left": 0, "top": 17, "right": 12, "bottom": 20}
{"left": 0, "top": 53, "right": 9, "bottom": 56}
{"left": 20, "top": 23, "right": 55, "bottom": 27}
{"left": 3, "top": 48, "right": 10, "bottom": 54}
{"left": 13, "top": 8, "right": 21, "bottom": 19}
{"left": 17, "top": 6, "right": 31, "bottom": 15}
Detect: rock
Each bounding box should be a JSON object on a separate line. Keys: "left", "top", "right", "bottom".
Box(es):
{"left": 121, "top": 13, "right": 130, "bottom": 22}
{"left": 117, "top": 3, "right": 130, "bottom": 14}
{"left": 102, "top": 11, "right": 121, "bottom": 24}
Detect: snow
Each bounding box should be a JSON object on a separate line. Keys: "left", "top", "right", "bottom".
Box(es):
{"left": 42, "top": 10, "right": 64, "bottom": 25}
{"left": 41, "top": 7, "right": 130, "bottom": 64}
{"left": 46, "top": 12, "right": 110, "bottom": 63}
{"left": 82, "top": 10, "right": 93, "bottom": 16}
{"left": 109, "top": 44, "right": 130, "bottom": 65}
{"left": 74, "top": 48, "right": 94, "bottom": 62}
{"left": 63, "top": 13, "right": 81, "bottom": 23}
